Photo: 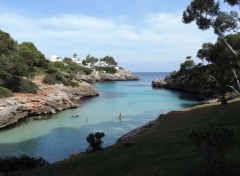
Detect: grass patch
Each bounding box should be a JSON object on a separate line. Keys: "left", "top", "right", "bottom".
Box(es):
{"left": 25, "top": 100, "right": 240, "bottom": 176}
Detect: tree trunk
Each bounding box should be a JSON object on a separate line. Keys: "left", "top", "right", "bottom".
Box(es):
{"left": 213, "top": 26, "right": 240, "bottom": 92}
{"left": 231, "top": 67, "right": 240, "bottom": 93}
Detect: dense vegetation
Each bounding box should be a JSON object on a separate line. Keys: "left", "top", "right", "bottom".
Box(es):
{"left": 95, "top": 66, "right": 117, "bottom": 73}
{"left": 165, "top": 0, "right": 240, "bottom": 104}
{"left": 0, "top": 29, "right": 119, "bottom": 98}
{"left": 0, "top": 155, "right": 48, "bottom": 175}
{"left": 100, "top": 56, "right": 118, "bottom": 66}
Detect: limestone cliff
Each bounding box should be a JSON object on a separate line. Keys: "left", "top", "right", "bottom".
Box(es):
{"left": 76, "top": 68, "right": 141, "bottom": 83}
{"left": 152, "top": 75, "right": 216, "bottom": 99}
{"left": 0, "top": 77, "right": 99, "bottom": 128}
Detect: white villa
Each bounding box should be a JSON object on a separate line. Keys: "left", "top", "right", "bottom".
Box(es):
{"left": 50, "top": 55, "right": 63, "bottom": 62}
{"left": 49, "top": 54, "right": 112, "bottom": 68}
{"left": 71, "top": 57, "right": 83, "bottom": 65}
{"left": 94, "top": 60, "right": 108, "bottom": 67}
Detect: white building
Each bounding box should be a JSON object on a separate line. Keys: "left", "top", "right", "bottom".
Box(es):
{"left": 50, "top": 55, "right": 62, "bottom": 62}
{"left": 94, "top": 60, "right": 108, "bottom": 67}
{"left": 71, "top": 57, "right": 83, "bottom": 65}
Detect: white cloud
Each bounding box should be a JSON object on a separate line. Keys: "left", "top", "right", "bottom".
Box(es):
{"left": 0, "top": 11, "right": 217, "bottom": 71}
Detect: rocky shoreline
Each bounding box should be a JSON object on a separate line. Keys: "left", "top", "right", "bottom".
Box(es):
{"left": 0, "top": 70, "right": 140, "bottom": 129}
{"left": 152, "top": 76, "right": 216, "bottom": 99}
{"left": 76, "top": 68, "right": 141, "bottom": 83}
{"left": 0, "top": 77, "right": 99, "bottom": 129}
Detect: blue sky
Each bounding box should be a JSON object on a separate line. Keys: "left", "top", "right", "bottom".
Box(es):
{"left": 0, "top": 0, "right": 234, "bottom": 71}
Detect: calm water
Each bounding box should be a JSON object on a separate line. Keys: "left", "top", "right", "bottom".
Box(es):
{"left": 0, "top": 72, "right": 199, "bottom": 163}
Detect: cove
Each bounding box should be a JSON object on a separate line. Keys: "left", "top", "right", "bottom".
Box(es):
{"left": 0, "top": 72, "right": 199, "bottom": 163}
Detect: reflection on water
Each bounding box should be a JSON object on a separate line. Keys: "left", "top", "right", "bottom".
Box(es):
{"left": 0, "top": 72, "right": 199, "bottom": 163}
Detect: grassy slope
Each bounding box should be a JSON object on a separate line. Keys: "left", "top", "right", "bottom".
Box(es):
{"left": 26, "top": 100, "right": 240, "bottom": 176}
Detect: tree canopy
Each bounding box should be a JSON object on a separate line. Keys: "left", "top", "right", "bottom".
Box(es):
{"left": 183, "top": 0, "right": 240, "bottom": 94}
{"left": 85, "top": 54, "right": 98, "bottom": 64}
{"left": 100, "top": 56, "right": 118, "bottom": 66}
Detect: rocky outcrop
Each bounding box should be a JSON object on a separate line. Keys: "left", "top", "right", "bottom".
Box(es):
{"left": 152, "top": 75, "right": 217, "bottom": 99}
{"left": 76, "top": 68, "right": 141, "bottom": 83}
{"left": 152, "top": 78, "right": 166, "bottom": 87}
{"left": 0, "top": 77, "right": 99, "bottom": 129}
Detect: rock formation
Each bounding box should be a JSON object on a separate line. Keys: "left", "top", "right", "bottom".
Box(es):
{"left": 76, "top": 68, "right": 141, "bottom": 83}
{"left": 152, "top": 75, "right": 217, "bottom": 99}
{"left": 0, "top": 77, "right": 99, "bottom": 129}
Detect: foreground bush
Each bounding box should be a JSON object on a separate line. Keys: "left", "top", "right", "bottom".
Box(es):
{"left": 189, "top": 125, "right": 234, "bottom": 176}
{"left": 86, "top": 132, "right": 105, "bottom": 152}
{"left": 0, "top": 155, "right": 49, "bottom": 174}
{"left": 0, "top": 86, "right": 13, "bottom": 98}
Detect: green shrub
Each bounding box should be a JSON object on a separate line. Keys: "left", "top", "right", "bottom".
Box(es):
{"left": 6, "top": 76, "right": 38, "bottom": 94}
{"left": 0, "top": 155, "right": 49, "bottom": 174}
{"left": 0, "top": 69, "right": 12, "bottom": 87}
{"left": 189, "top": 125, "right": 234, "bottom": 176}
{"left": 43, "top": 73, "right": 79, "bottom": 87}
{"left": 18, "top": 77, "right": 38, "bottom": 94}
{"left": 95, "top": 66, "right": 117, "bottom": 74}
{"left": 81, "top": 67, "right": 93, "bottom": 75}
{"left": 62, "top": 78, "right": 79, "bottom": 87}
{"left": 169, "top": 70, "right": 178, "bottom": 78}
{"left": 0, "top": 86, "right": 13, "bottom": 98}
{"left": 86, "top": 132, "right": 105, "bottom": 152}
{"left": 43, "top": 74, "right": 60, "bottom": 85}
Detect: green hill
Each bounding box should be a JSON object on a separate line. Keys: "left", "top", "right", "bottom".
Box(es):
{"left": 25, "top": 99, "right": 240, "bottom": 176}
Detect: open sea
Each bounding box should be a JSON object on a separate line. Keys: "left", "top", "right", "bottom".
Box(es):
{"left": 0, "top": 72, "right": 199, "bottom": 163}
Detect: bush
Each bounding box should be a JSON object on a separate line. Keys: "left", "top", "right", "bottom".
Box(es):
{"left": 0, "top": 69, "right": 12, "bottom": 87}
{"left": 95, "top": 66, "right": 117, "bottom": 74}
{"left": 189, "top": 125, "right": 234, "bottom": 176}
{"left": 43, "top": 74, "right": 60, "bottom": 85}
{"left": 81, "top": 67, "right": 93, "bottom": 75}
{"left": 86, "top": 132, "right": 105, "bottom": 152}
{"left": 6, "top": 76, "right": 38, "bottom": 94}
{"left": 0, "top": 155, "right": 49, "bottom": 174}
{"left": 169, "top": 70, "right": 178, "bottom": 78}
{"left": 61, "top": 78, "right": 79, "bottom": 87}
{"left": 0, "top": 86, "right": 13, "bottom": 98}
{"left": 18, "top": 77, "right": 38, "bottom": 94}
{"left": 43, "top": 73, "right": 79, "bottom": 87}
{"left": 43, "top": 71, "right": 64, "bottom": 85}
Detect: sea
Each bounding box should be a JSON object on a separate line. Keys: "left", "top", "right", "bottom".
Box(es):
{"left": 0, "top": 72, "right": 199, "bottom": 163}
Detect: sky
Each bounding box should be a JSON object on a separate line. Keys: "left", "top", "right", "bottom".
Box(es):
{"left": 0, "top": 0, "right": 235, "bottom": 71}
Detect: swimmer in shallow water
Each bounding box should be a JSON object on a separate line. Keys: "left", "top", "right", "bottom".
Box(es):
{"left": 118, "top": 113, "right": 122, "bottom": 121}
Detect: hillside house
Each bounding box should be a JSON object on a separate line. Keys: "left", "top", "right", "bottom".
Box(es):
{"left": 50, "top": 55, "right": 62, "bottom": 62}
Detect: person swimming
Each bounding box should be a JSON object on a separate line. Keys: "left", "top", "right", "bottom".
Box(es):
{"left": 118, "top": 113, "right": 122, "bottom": 121}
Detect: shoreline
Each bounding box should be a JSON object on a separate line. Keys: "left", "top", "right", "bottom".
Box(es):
{"left": 0, "top": 71, "right": 208, "bottom": 162}
{"left": 26, "top": 97, "right": 240, "bottom": 176}
{"left": 116, "top": 97, "right": 238, "bottom": 143}
{"left": 0, "top": 70, "right": 140, "bottom": 130}
{"left": 0, "top": 77, "right": 99, "bottom": 129}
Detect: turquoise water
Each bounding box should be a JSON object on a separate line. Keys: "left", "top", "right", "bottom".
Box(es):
{"left": 0, "top": 72, "right": 199, "bottom": 163}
